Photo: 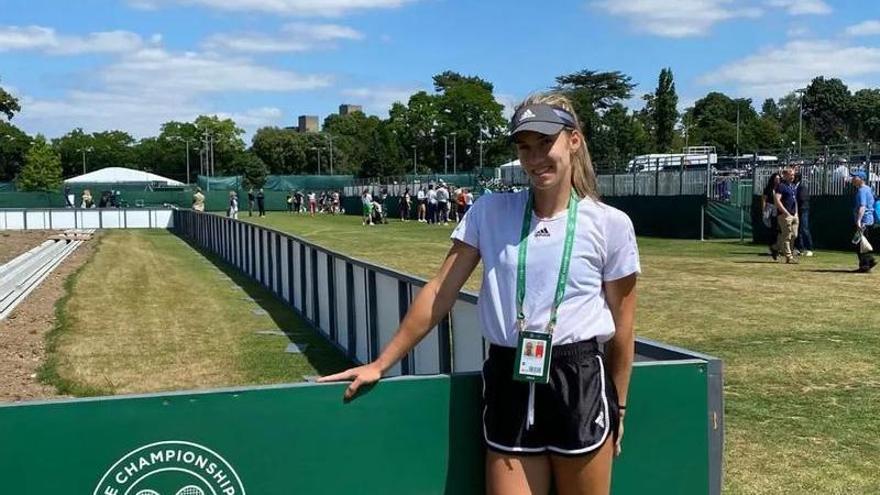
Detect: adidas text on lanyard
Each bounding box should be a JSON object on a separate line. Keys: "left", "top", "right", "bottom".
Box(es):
{"left": 512, "top": 190, "right": 579, "bottom": 384}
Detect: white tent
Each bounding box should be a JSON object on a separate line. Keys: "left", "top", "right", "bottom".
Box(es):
{"left": 64, "top": 167, "right": 184, "bottom": 186}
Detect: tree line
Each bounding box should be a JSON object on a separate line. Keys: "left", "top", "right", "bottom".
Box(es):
{"left": 2, "top": 69, "right": 880, "bottom": 191}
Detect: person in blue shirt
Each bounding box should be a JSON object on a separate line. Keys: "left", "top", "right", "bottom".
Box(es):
{"left": 850, "top": 171, "right": 876, "bottom": 273}
{"left": 774, "top": 168, "right": 799, "bottom": 263}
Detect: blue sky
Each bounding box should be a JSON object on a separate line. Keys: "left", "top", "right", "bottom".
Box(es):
{"left": 1, "top": 0, "right": 879, "bottom": 140}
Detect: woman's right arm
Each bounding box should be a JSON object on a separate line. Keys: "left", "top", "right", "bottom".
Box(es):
{"left": 317, "top": 240, "right": 481, "bottom": 400}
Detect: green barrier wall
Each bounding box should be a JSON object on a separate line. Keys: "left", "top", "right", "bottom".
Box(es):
{"left": 706, "top": 200, "right": 752, "bottom": 239}
{"left": 603, "top": 195, "right": 705, "bottom": 239}
{"left": 0, "top": 362, "right": 709, "bottom": 494}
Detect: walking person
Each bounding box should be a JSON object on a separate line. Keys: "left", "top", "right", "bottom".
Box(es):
{"left": 849, "top": 171, "right": 877, "bottom": 273}
{"left": 794, "top": 172, "right": 814, "bottom": 257}
{"left": 192, "top": 187, "right": 206, "bottom": 212}
{"left": 774, "top": 168, "right": 799, "bottom": 263}
{"left": 247, "top": 188, "right": 255, "bottom": 217}
{"left": 307, "top": 191, "right": 317, "bottom": 216}
{"left": 256, "top": 188, "right": 266, "bottom": 217}
{"left": 436, "top": 181, "right": 450, "bottom": 226}
{"left": 320, "top": 93, "right": 639, "bottom": 495}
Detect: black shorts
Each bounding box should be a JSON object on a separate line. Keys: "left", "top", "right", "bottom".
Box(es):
{"left": 482, "top": 339, "right": 619, "bottom": 456}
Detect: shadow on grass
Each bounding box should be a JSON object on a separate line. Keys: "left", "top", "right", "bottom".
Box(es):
{"left": 177, "top": 236, "right": 353, "bottom": 378}
{"left": 808, "top": 268, "right": 863, "bottom": 274}
{"left": 732, "top": 260, "right": 779, "bottom": 264}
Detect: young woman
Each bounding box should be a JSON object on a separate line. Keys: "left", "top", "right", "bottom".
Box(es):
{"left": 361, "top": 188, "right": 374, "bottom": 226}
{"left": 320, "top": 92, "right": 639, "bottom": 495}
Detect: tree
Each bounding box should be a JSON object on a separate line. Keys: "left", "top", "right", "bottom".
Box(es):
{"left": 802, "top": 76, "right": 851, "bottom": 144}
{"left": 850, "top": 89, "right": 880, "bottom": 143}
{"left": 232, "top": 151, "right": 269, "bottom": 189}
{"left": 0, "top": 121, "right": 31, "bottom": 181}
{"left": 761, "top": 98, "right": 780, "bottom": 120}
{"left": 52, "top": 128, "right": 94, "bottom": 177}
{"left": 683, "top": 92, "right": 759, "bottom": 154}
{"left": 651, "top": 68, "right": 679, "bottom": 152}
{"left": 0, "top": 78, "right": 20, "bottom": 120}
{"left": 17, "top": 135, "right": 62, "bottom": 191}
{"left": 592, "top": 103, "right": 651, "bottom": 172}
{"left": 554, "top": 70, "right": 636, "bottom": 163}
{"left": 194, "top": 115, "right": 246, "bottom": 175}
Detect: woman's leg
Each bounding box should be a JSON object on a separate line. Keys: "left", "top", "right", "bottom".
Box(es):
{"left": 550, "top": 438, "right": 614, "bottom": 495}
{"left": 486, "top": 451, "right": 551, "bottom": 495}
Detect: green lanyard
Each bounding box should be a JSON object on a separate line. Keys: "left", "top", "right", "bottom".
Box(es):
{"left": 515, "top": 190, "right": 579, "bottom": 335}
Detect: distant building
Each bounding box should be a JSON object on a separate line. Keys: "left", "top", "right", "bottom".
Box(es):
{"left": 339, "top": 104, "right": 363, "bottom": 116}
{"left": 298, "top": 115, "right": 319, "bottom": 133}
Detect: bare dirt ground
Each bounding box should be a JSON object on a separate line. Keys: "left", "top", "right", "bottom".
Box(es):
{"left": 0, "top": 231, "right": 97, "bottom": 403}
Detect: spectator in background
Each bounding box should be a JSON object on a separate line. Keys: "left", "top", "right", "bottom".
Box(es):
{"left": 464, "top": 188, "right": 474, "bottom": 216}
{"left": 774, "top": 168, "right": 799, "bottom": 264}
{"left": 427, "top": 183, "right": 437, "bottom": 224}
{"left": 361, "top": 188, "right": 373, "bottom": 226}
{"left": 416, "top": 186, "right": 427, "bottom": 222}
{"left": 64, "top": 186, "right": 75, "bottom": 208}
{"left": 436, "top": 181, "right": 450, "bottom": 226}
{"left": 794, "top": 172, "right": 814, "bottom": 257}
{"left": 286, "top": 192, "right": 293, "bottom": 214}
{"left": 849, "top": 171, "right": 877, "bottom": 273}
{"left": 192, "top": 187, "right": 206, "bottom": 212}
{"left": 307, "top": 191, "right": 317, "bottom": 216}
{"left": 294, "top": 190, "right": 304, "bottom": 213}
{"left": 256, "top": 188, "right": 266, "bottom": 217}
{"left": 400, "top": 188, "right": 412, "bottom": 221}
{"left": 81, "top": 189, "right": 93, "bottom": 208}
{"left": 228, "top": 191, "right": 239, "bottom": 219}
{"left": 247, "top": 188, "right": 255, "bottom": 217}
{"left": 332, "top": 190, "right": 340, "bottom": 214}
{"left": 761, "top": 172, "right": 781, "bottom": 259}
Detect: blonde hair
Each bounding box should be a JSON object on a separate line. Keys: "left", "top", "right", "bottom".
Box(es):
{"left": 515, "top": 92, "right": 599, "bottom": 200}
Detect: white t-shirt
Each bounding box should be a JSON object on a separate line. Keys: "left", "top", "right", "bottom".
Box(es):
{"left": 362, "top": 193, "right": 372, "bottom": 205}
{"left": 417, "top": 190, "right": 426, "bottom": 201}
{"left": 427, "top": 189, "right": 437, "bottom": 205}
{"left": 451, "top": 189, "right": 640, "bottom": 347}
{"left": 436, "top": 187, "right": 449, "bottom": 202}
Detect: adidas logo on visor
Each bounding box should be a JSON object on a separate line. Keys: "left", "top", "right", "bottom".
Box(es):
{"left": 519, "top": 109, "right": 536, "bottom": 121}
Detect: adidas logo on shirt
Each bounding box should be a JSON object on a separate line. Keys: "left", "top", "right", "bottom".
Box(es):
{"left": 535, "top": 227, "right": 550, "bottom": 238}
{"left": 520, "top": 109, "right": 536, "bottom": 121}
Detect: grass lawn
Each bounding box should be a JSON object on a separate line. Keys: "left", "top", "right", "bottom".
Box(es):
{"left": 42, "top": 229, "right": 350, "bottom": 397}
{"left": 245, "top": 211, "right": 880, "bottom": 495}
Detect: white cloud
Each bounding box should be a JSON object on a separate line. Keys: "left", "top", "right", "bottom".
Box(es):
{"left": 767, "top": 0, "right": 831, "bottom": 15}
{"left": 342, "top": 86, "right": 421, "bottom": 116}
{"left": 786, "top": 25, "right": 809, "bottom": 38}
{"left": 699, "top": 40, "right": 880, "bottom": 99}
{"left": 14, "top": 46, "right": 332, "bottom": 138}
{"left": 0, "top": 25, "right": 143, "bottom": 54}
{"left": 102, "top": 48, "right": 332, "bottom": 94}
{"left": 592, "top": 0, "right": 762, "bottom": 38}
{"left": 128, "top": 0, "right": 414, "bottom": 17}
{"left": 204, "top": 23, "right": 363, "bottom": 53}
{"left": 846, "top": 20, "right": 880, "bottom": 37}
{"left": 216, "top": 107, "right": 284, "bottom": 128}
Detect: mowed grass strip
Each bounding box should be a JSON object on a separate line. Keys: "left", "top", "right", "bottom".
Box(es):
{"left": 43, "top": 229, "right": 350, "bottom": 397}
{"left": 247, "top": 211, "right": 880, "bottom": 495}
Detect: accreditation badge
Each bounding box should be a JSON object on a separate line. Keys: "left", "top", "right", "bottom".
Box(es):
{"left": 513, "top": 331, "right": 552, "bottom": 384}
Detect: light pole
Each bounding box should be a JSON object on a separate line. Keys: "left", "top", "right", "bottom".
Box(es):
{"left": 79, "top": 147, "right": 92, "bottom": 175}
{"left": 797, "top": 89, "right": 805, "bottom": 157}
{"left": 172, "top": 136, "right": 192, "bottom": 184}
{"left": 443, "top": 136, "right": 449, "bottom": 174}
{"left": 411, "top": 144, "right": 417, "bottom": 176}
{"left": 327, "top": 133, "right": 334, "bottom": 175}
{"left": 451, "top": 132, "right": 457, "bottom": 174}
{"left": 311, "top": 147, "right": 321, "bottom": 174}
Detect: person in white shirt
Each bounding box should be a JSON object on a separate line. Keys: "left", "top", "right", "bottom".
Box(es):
{"left": 416, "top": 187, "right": 427, "bottom": 222}
{"left": 426, "top": 184, "right": 438, "bottom": 224}
{"left": 436, "top": 182, "right": 450, "bottom": 225}
{"left": 321, "top": 92, "right": 639, "bottom": 494}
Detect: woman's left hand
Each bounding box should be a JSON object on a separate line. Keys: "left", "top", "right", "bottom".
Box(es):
{"left": 615, "top": 416, "right": 625, "bottom": 457}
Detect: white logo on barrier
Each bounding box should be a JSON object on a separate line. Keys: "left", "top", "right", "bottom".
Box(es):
{"left": 93, "top": 441, "right": 246, "bottom": 495}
